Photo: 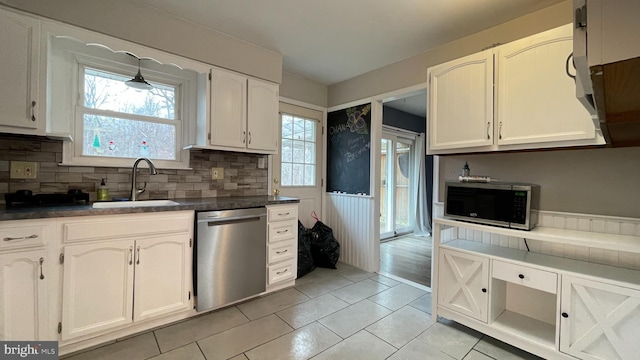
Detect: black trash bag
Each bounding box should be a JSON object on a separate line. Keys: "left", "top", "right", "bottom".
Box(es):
{"left": 297, "top": 221, "right": 316, "bottom": 278}
{"left": 310, "top": 220, "right": 340, "bottom": 269}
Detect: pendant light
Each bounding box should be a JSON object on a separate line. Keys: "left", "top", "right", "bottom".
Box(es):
{"left": 125, "top": 58, "right": 153, "bottom": 90}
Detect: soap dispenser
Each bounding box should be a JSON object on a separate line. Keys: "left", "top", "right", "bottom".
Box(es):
{"left": 462, "top": 162, "right": 470, "bottom": 177}
{"left": 97, "top": 178, "right": 109, "bottom": 201}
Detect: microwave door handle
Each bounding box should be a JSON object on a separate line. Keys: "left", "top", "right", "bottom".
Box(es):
{"left": 566, "top": 53, "right": 576, "bottom": 82}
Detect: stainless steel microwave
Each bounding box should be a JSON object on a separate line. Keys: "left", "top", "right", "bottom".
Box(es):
{"left": 444, "top": 181, "right": 540, "bottom": 230}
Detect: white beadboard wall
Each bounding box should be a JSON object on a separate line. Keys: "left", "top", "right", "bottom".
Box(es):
{"left": 325, "top": 193, "right": 376, "bottom": 272}
{"left": 451, "top": 210, "right": 640, "bottom": 271}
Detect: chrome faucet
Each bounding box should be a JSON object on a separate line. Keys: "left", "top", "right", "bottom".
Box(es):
{"left": 130, "top": 158, "right": 158, "bottom": 201}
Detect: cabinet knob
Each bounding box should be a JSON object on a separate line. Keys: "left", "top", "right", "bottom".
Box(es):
{"left": 518, "top": 274, "right": 525, "bottom": 279}
{"left": 481, "top": 288, "right": 487, "bottom": 293}
{"left": 562, "top": 312, "right": 569, "bottom": 318}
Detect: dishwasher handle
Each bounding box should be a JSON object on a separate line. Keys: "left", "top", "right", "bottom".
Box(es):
{"left": 202, "top": 214, "right": 266, "bottom": 226}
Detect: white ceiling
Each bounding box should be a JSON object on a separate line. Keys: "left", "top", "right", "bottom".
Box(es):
{"left": 135, "top": 0, "right": 564, "bottom": 86}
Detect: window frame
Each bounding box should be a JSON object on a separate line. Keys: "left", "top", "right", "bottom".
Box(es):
{"left": 279, "top": 112, "right": 318, "bottom": 187}
{"left": 50, "top": 33, "right": 203, "bottom": 169}
{"left": 72, "top": 61, "right": 184, "bottom": 166}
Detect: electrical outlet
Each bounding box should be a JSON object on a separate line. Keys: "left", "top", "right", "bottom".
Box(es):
{"left": 257, "top": 157, "right": 266, "bottom": 169}
{"left": 10, "top": 161, "right": 38, "bottom": 179}
{"left": 211, "top": 167, "right": 224, "bottom": 180}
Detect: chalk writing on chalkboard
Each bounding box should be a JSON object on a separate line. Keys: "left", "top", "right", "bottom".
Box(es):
{"left": 326, "top": 103, "right": 371, "bottom": 195}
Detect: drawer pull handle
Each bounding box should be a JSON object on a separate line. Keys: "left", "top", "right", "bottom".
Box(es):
{"left": 128, "top": 246, "right": 133, "bottom": 265}
{"left": 39, "top": 257, "right": 45, "bottom": 280}
{"left": 562, "top": 312, "right": 569, "bottom": 318}
{"left": 136, "top": 246, "right": 141, "bottom": 265}
{"left": 276, "top": 268, "right": 288, "bottom": 275}
{"left": 31, "top": 100, "right": 36, "bottom": 121}
{"left": 518, "top": 274, "right": 525, "bottom": 279}
{"left": 276, "top": 249, "right": 288, "bottom": 254}
{"left": 3, "top": 234, "right": 38, "bottom": 241}
{"left": 276, "top": 229, "right": 289, "bottom": 234}
{"left": 278, "top": 212, "right": 290, "bottom": 216}
{"left": 481, "top": 288, "right": 487, "bottom": 293}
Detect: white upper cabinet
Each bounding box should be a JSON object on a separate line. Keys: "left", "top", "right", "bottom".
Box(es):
{"left": 0, "top": 8, "right": 43, "bottom": 134}
{"left": 247, "top": 78, "right": 279, "bottom": 152}
{"left": 209, "top": 68, "right": 248, "bottom": 149}
{"left": 428, "top": 50, "right": 494, "bottom": 151}
{"left": 200, "top": 68, "right": 279, "bottom": 154}
{"left": 427, "top": 24, "right": 604, "bottom": 155}
{"left": 495, "top": 24, "right": 595, "bottom": 146}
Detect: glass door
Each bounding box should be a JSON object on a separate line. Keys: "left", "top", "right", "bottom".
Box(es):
{"left": 380, "top": 130, "right": 415, "bottom": 240}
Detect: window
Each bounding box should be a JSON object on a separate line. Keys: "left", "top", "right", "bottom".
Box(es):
{"left": 280, "top": 114, "right": 316, "bottom": 186}
{"left": 80, "top": 67, "right": 179, "bottom": 160}
{"left": 51, "top": 35, "right": 202, "bottom": 169}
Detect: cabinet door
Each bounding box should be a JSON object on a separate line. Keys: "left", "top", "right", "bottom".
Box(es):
{"left": 61, "top": 241, "right": 134, "bottom": 340}
{"left": 496, "top": 24, "right": 595, "bottom": 146}
{"left": 428, "top": 50, "right": 494, "bottom": 151}
{"left": 0, "top": 250, "right": 48, "bottom": 340}
{"left": 247, "top": 78, "right": 278, "bottom": 152}
{"left": 560, "top": 276, "right": 640, "bottom": 360}
{"left": 0, "top": 9, "right": 40, "bottom": 130}
{"left": 133, "top": 234, "right": 191, "bottom": 322}
{"left": 209, "top": 68, "right": 247, "bottom": 148}
{"left": 438, "top": 248, "right": 489, "bottom": 322}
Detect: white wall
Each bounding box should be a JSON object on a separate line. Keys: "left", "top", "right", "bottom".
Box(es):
{"left": 280, "top": 72, "right": 328, "bottom": 108}
{"left": 328, "top": 1, "right": 572, "bottom": 106}
{"left": 0, "top": 0, "right": 282, "bottom": 84}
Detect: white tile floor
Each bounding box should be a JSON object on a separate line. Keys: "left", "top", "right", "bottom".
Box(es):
{"left": 62, "top": 263, "right": 543, "bottom": 360}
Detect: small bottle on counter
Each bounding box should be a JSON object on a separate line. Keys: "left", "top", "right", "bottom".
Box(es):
{"left": 97, "top": 178, "right": 110, "bottom": 201}
{"left": 462, "top": 162, "right": 471, "bottom": 177}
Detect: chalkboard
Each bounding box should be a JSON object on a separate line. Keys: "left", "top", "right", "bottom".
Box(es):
{"left": 326, "top": 103, "right": 371, "bottom": 195}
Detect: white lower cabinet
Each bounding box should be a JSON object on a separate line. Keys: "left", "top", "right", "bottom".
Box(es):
{"left": 266, "top": 204, "right": 298, "bottom": 290}
{"left": 61, "top": 241, "right": 134, "bottom": 340}
{"left": 560, "top": 276, "right": 640, "bottom": 360}
{"left": 438, "top": 248, "right": 489, "bottom": 322}
{"left": 434, "top": 223, "right": 640, "bottom": 360}
{"left": 0, "top": 249, "right": 49, "bottom": 340}
{"left": 0, "top": 219, "right": 55, "bottom": 341}
{"left": 59, "top": 212, "right": 193, "bottom": 342}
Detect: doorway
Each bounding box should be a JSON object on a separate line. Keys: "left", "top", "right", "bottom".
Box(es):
{"left": 380, "top": 129, "right": 415, "bottom": 239}
{"left": 378, "top": 91, "right": 433, "bottom": 289}
{"left": 271, "top": 101, "right": 324, "bottom": 228}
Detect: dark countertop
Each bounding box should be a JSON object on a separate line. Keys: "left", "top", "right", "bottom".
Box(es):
{"left": 0, "top": 196, "right": 299, "bottom": 221}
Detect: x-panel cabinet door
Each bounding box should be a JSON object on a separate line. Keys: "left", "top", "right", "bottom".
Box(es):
{"left": 560, "top": 276, "right": 640, "bottom": 360}
{"left": 438, "top": 248, "right": 489, "bottom": 322}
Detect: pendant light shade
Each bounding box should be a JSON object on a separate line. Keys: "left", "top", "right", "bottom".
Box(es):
{"left": 125, "top": 59, "right": 153, "bottom": 90}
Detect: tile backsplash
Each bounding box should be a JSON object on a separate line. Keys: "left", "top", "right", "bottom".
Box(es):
{"left": 0, "top": 134, "right": 269, "bottom": 203}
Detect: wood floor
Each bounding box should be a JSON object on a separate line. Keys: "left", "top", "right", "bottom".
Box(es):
{"left": 380, "top": 234, "right": 432, "bottom": 287}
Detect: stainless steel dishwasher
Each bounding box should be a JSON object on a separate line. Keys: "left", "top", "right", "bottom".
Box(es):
{"left": 196, "top": 207, "right": 267, "bottom": 312}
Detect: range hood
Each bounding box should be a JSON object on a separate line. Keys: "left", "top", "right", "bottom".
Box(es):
{"left": 573, "top": 0, "right": 640, "bottom": 147}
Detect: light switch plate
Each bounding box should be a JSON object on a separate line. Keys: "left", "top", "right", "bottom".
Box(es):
{"left": 211, "top": 167, "right": 224, "bottom": 180}
{"left": 10, "top": 161, "right": 38, "bottom": 179}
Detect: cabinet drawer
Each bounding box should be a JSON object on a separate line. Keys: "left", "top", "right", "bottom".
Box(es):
{"left": 492, "top": 260, "right": 557, "bottom": 294}
{"left": 268, "top": 240, "right": 295, "bottom": 264}
{"left": 268, "top": 222, "right": 295, "bottom": 243}
{"left": 267, "top": 205, "right": 297, "bottom": 222}
{"left": 0, "top": 225, "right": 45, "bottom": 250}
{"left": 268, "top": 261, "right": 295, "bottom": 285}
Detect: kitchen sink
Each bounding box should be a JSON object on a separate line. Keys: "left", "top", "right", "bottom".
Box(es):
{"left": 92, "top": 200, "right": 180, "bottom": 208}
